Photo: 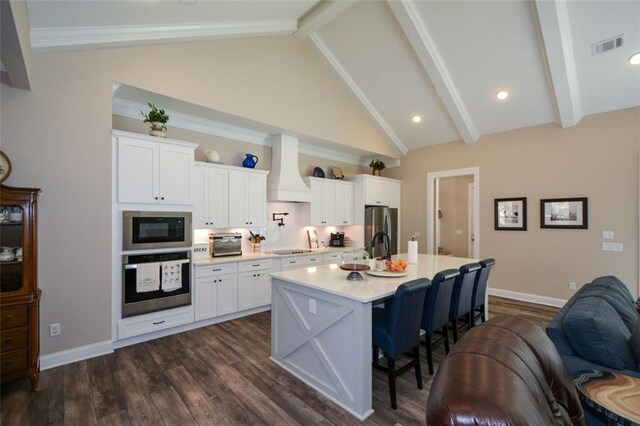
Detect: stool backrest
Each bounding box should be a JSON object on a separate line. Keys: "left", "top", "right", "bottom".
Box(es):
{"left": 422, "top": 269, "right": 460, "bottom": 333}
{"left": 450, "top": 263, "right": 482, "bottom": 318}
{"left": 472, "top": 258, "right": 496, "bottom": 310}
{"left": 387, "top": 278, "right": 430, "bottom": 357}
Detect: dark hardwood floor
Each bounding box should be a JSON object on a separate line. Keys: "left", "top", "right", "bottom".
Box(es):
{"left": 1, "top": 296, "right": 559, "bottom": 425}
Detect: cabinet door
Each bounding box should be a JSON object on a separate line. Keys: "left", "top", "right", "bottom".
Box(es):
{"left": 365, "top": 179, "right": 385, "bottom": 206}
{"left": 308, "top": 180, "right": 323, "bottom": 226}
{"left": 246, "top": 174, "right": 266, "bottom": 227}
{"left": 159, "top": 144, "right": 193, "bottom": 205}
{"left": 228, "top": 171, "right": 248, "bottom": 227}
{"left": 217, "top": 274, "right": 238, "bottom": 316}
{"left": 118, "top": 137, "right": 159, "bottom": 203}
{"left": 254, "top": 272, "right": 271, "bottom": 306}
{"left": 334, "top": 182, "right": 353, "bottom": 225}
{"left": 388, "top": 181, "right": 401, "bottom": 208}
{"left": 320, "top": 181, "right": 335, "bottom": 225}
{"left": 194, "top": 277, "right": 217, "bottom": 321}
{"left": 208, "top": 169, "right": 229, "bottom": 228}
{"left": 237, "top": 271, "right": 256, "bottom": 311}
{"left": 192, "top": 168, "right": 207, "bottom": 228}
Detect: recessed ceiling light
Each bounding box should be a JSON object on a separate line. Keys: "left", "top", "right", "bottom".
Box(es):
{"left": 629, "top": 52, "right": 640, "bottom": 65}
{"left": 496, "top": 90, "right": 509, "bottom": 100}
{"left": 412, "top": 115, "right": 422, "bottom": 123}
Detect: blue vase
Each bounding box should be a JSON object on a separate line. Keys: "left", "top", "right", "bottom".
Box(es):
{"left": 242, "top": 153, "right": 258, "bottom": 168}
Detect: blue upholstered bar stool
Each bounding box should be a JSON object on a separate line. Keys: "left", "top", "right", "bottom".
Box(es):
{"left": 449, "top": 263, "right": 481, "bottom": 343}
{"left": 470, "top": 258, "right": 496, "bottom": 327}
{"left": 420, "top": 269, "right": 460, "bottom": 374}
{"left": 372, "top": 278, "right": 430, "bottom": 410}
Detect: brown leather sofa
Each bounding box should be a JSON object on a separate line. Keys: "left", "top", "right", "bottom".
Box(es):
{"left": 427, "top": 315, "right": 585, "bottom": 425}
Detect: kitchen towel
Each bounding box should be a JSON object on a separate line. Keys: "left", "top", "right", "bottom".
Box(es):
{"left": 137, "top": 263, "right": 161, "bottom": 293}
{"left": 161, "top": 260, "right": 183, "bottom": 292}
{"left": 408, "top": 239, "right": 418, "bottom": 264}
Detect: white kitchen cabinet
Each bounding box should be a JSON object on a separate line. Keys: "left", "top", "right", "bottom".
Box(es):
{"left": 194, "top": 263, "right": 238, "bottom": 321}
{"left": 193, "top": 164, "right": 228, "bottom": 228}
{"left": 334, "top": 181, "right": 354, "bottom": 225}
{"left": 228, "top": 169, "right": 268, "bottom": 228}
{"left": 116, "top": 132, "right": 197, "bottom": 205}
{"left": 304, "top": 177, "right": 353, "bottom": 226}
{"left": 237, "top": 259, "right": 273, "bottom": 311}
{"left": 349, "top": 174, "right": 402, "bottom": 227}
{"left": 280, "top": 254, "right": 322, "bottom": 271}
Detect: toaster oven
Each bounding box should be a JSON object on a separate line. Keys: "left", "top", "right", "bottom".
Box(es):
{"left": 211, "top": 233, "right": 242, "bottom": 257}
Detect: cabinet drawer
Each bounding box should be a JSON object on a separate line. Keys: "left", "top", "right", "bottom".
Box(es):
{"left": 0, "top": 328, "right": 28, "bottom": 352}
{"left": 306, "top": 255, "right": 322, "bottom": 265}
{"left": 0, "top": 350, "right": 28, "bottom": 374}
{"left": 323, "top": 252, "right": 342, "bottom": 264}
{"left": 117, "top": 308, "right": 193, "bottom": 340}
{"left": 0, "top": 307, "right": 28, "bottom": 330}
{"left": 195, "top": 263, "right": 237, "bottom": 278}
{"left": 238, "top": 259, "right": 273, "bottom": 272}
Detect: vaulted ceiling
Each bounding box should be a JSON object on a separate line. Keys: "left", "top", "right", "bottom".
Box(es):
{"left": 21, "top": 0, "right": 640, "bottom": 157}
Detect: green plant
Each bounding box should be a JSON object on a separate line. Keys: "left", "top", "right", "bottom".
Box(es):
{"left": 141, "top": 102, "right": 169, "bottom": 124}
{"left": 369, "top": 159, "right": 386, "bottom": 171}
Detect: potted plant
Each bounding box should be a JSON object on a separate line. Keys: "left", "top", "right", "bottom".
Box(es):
{"left": 141, "top": 102, "right": 169, "bottom": 138}
{"left": 369, "top": 159, "right": 386, "bottom": 176}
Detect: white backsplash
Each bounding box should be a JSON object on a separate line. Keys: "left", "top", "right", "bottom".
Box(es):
{"left": 193, "top": 202, "right": 360, "bottom": 253}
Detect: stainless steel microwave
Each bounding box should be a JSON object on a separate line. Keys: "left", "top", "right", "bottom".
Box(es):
{"left": 122, "top": 211, "right": 192, "bottom": 251}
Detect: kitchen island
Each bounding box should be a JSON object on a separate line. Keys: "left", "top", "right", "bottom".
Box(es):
{"left": 270, "top": 253, "right": 478, "bottom": 420}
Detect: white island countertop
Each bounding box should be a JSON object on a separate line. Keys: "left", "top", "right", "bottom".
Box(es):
{"left": 270, "top": 253, "right": 478, "bottom": 303}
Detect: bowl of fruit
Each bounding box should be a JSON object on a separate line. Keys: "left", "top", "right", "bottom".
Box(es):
{"left": 366, "top": 258, "right": 409, "bottom": 277}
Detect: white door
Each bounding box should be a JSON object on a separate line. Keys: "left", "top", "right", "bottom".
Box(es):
{"left": 228, "top": 171, "right": 248, "bottom": 227}
{"left": 217, "top": 274, "right": 238, "bottom": 316}
{"left": 468, "top": 183, "right": 476, "bottom": 258}
{"left": 237, "top": 271, "right": 255, "bottom": 311}
{"left": 334, "top": 182, "right": 353, "bottom": 225}
{"left": 118, "top": 137, "right": 159, "bottom": 203}
{"left": 208, "top": 169, "right": 229, "bottom": 228}
{"left": 320, "top": 180, "right": 335, "bottom": 225}
{"left": 159, "top": 144, "right": 192, "bottom": 205}
{"left": 246, "top": 174, "right": 266, "bottom": 227}
{"left": 254, "top": 272, "right": 271, "bottom": 306}
{"left": 192, "top": 168, "right": 207, "bottom": 228}
{"left": 194, "top": 277, "right": 217, "bottom": 321}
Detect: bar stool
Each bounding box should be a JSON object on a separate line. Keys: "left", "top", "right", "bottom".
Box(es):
{"left": 372, "top": 278, "right": 430, "bottom": 409}
{"left": 420, "top": 269, "right": 460, "bottom": 374}
{"left": 471, "top": 258, "right": 496, "bottom": 327}
{"left": 449, "top": 263, "right": 481, "bottom": 343}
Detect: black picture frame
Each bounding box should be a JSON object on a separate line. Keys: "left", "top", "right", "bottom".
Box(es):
{"left": 540, "top": 197, "right": 588, "bottom": 229}
{"left": 494, "top": 197, "right": 527, "bottom": 231}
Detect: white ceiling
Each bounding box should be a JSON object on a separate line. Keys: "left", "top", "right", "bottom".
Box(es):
{"left": 23, "top": 0, "right": 640, "bottom": 156}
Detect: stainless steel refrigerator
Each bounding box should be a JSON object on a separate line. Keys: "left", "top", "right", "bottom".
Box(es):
{"left": 365, "top": 206, "right": 398, "bottom": 259}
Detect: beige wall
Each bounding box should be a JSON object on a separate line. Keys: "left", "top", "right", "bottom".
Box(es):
{"left": 1, "top": 35, "right": 387, "bottom": 355}
{"left": 387, "top": 107, "right": 640, "bottom": 300}
{"left": 438, "top": 175, "right": 473, "bottom": 257}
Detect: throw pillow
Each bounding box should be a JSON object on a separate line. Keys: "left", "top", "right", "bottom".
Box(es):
{"left": 563, "top": 296, "right": 637, "bottom": 371}
{"left": 582, "top": 285, "right": 639, "bottom": 332}
{"left": 634, "top": 297, "right": 640, "bottom": 314}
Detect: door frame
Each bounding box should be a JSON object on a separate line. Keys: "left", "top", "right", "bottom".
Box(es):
{"left": 468, "top": 182, "right": 475, "bottom": 258}
{"left": 427, "top": 167, "right": 480, "bottom": 259}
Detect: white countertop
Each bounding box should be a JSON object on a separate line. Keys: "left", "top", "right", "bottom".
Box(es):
{"left": 192, "top": 246, "right": 363, "bottom": 266}
{"left": 270, "top": 253, "right": 478, "bottom": 303}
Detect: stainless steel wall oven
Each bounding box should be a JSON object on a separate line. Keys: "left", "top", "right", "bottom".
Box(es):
{"left": 122, "top": 251, "right": 191, "bottom": 317}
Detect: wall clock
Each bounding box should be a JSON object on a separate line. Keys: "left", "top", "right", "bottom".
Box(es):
{"left": 0, "top": 151, "right": 12, "bottom": 183}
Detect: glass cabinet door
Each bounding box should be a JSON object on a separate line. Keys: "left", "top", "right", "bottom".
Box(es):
{"left": 0, "top": 205, "right": 25, "bottom": 293}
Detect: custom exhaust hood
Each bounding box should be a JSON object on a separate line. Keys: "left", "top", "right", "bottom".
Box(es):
{"left": 268, "top": 134, "right": 312, "bottom": 203}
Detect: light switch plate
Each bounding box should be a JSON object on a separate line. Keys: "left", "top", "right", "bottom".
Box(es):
{"left": 602, "top": 231, "right": 614, "bottom": 240}
{"left": 602, "top": 242, "right": 623, "bottom": 252}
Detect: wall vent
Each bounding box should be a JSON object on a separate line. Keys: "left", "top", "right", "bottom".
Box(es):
{"left": 591, "top": 34, "right": 624, "bottom": 56}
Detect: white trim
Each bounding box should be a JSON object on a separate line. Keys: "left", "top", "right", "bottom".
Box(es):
{"left": 533, "top": 0, "right": 583, "bottom": 128}
{"left": 40, "top": 340, "right": 114, "bottom": 370}
{"left": 388, "top": 1, "right": 479, "bottom": 145}
{"left": 31, "top": 21, "right": 298, "bottom": 50}
{"left": 113, "top": 98, "right": 373, "bottom": 166}
{"left": 489, "top": 288, "right": 567, "bottom": 308}
{"left": 296, "top": 1, "right": 357, "bottom": 39}
{"left": 427, "top": 167, "right": 480, "bottom": 258}
{"left": 306, "top": 33, "right": 409, "bottom": 156}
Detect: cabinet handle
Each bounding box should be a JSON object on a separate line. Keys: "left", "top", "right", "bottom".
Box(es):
{"left": 2, "top": 338, "right": 13, "bottom": 345}
{"left": 3, "top": 315, "right": 12, "bottom": 322}
{"left": 155, "top": 197, "right": 159, "bottom": 200}
{"left": 212, "top": 268, "right": 222, "bottom": 272}
{"left": 310, "top": 258, "right": 317, "bottom": 261}
{"left": 252, "top": 264, "right": 260, "bottom": 267}
{"left": 161, "top": 197, "right": 165, "bottom": 200}
{"left": 257, "top": 273, "right": 260, "bottom": 277}
{"left": 4, "top": 360, "right": 13, "bottom": 366}
{"left": 288, "top": 261, "right": 296, "bottom": 264}
{"left": 153, "top": 320, "right": 165, "bottom": 325}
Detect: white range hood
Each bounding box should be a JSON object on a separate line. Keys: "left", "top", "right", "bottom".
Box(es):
{"left": 268, "top": 134, "right": 312, "bottom": 203}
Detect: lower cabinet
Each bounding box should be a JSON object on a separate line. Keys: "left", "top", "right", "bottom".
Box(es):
{"left": 237, "top": 260, "right": 273, "bottom": 311}
{"left": 194, "top": 263, "right": 238, "bottom": 321}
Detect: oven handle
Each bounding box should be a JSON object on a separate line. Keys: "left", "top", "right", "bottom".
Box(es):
{"left": 124, "top": 259, "right": 191, "bottom": 270}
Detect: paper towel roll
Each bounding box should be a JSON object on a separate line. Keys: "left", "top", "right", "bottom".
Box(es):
{"left": 408, "top": 240, "right": 418, "bottom": 264}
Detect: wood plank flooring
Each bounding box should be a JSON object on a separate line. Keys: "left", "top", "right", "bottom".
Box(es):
{"left": 1, "top": 296, "right": 559, "bottom": 426}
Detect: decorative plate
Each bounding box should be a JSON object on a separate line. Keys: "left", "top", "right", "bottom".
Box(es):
{"left": 366, "top": 270, "right": 409, "bottom": 278}
{"left": 313, "top": 167, "right": 325, "bottom": 178}
{"left": 340, "top": 263, "right": 370, "bottom": 271}
{"left": 0, "top": 151, "right": 11, "bottom": 183}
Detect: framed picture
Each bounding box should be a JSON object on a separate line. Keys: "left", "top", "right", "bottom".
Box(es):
{"left": 540, "top": 197, "right": 588, "bottom": 229}
{"left": 495, "top": 197, "right": 527, "bottom": 231}
{"left": 332, "top": 167, "right": 344, "bottom": 180}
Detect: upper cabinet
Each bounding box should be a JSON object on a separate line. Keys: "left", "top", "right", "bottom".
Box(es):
{"left": 193, "top": 164, "right": 229, "bottom": 228}
{"left": 115, "top": 131, "right": 197, "bottom": 205}
{"left": 349, "top": 174, "right": 401, "bottom": 226}
{"left": 303, "top": 177, "right": 353, "bottom": 226}
{"left": 228, "top": 170, "right": 268, "bottom": 228}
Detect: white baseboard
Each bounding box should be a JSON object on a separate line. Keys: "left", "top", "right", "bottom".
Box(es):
{"left": 40, "top": 340, "right": 114, "bottom": 371}
{"left": 488, "top": 288, "right": 567, "bottom": 308}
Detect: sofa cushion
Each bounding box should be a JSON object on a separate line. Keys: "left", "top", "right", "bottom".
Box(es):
{"left": 631, "top": 321, "right": 640, "bottom": 366}
{"left": 590, "top": 276, "right": 633, "bottom": 303}
{"left": 563, "top": 296, "right": 637, "bottom": 371}
{"left": 582, "top": 285, "right": 639, "bottom": 332}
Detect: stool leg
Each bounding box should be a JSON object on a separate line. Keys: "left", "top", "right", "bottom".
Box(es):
{"left": 443, "top": 325, "right": 450, "bottom": 354}
{"left": 467, "top": 312, "right": 473, "bottom": 330}
{"left": 413, "top": 346, "right": 423, "bottom": 389}
{"left": 425, "top": 333, "right": 434, "bottom": 375}
{"left": 481, "top": 304, "right": 486, "bottom": 322}
{"left": 452, "top": 318, "right": 459, "bottom": 343}
{"left": 373, "top": 344, "right": 379, "bottom": 366}
{"left": 388, "top": 357, "right": 397, "bottom": 410}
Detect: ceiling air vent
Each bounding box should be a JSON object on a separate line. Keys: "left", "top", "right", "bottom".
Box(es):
{"left": 591, "top": 35, "right": 624, "bottom": 56}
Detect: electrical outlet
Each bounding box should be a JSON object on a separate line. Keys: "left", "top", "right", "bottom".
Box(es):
{"left": 309, "top": 298, "right": 316, "bottom": 315}
{"left": 414, "top": 232, "right": 421, "bottom": 238}
{"left": 49, "top": 323, "right": 61, "bottom": 337}
{"left": 569, "top": 282, "right": 577, "bottom": 291}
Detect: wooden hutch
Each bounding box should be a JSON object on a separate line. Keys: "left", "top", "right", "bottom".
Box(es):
{"left": 0, "top": 185, "right": 41, "bottom": 390}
